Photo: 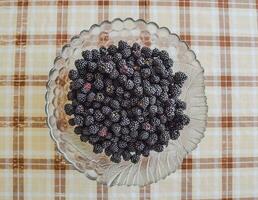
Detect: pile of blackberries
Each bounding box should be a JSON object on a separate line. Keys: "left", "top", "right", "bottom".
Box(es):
{"left": 64, "top": 41, "right": 190, "bottom": 164}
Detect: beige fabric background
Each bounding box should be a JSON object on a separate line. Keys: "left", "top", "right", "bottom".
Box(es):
{"left": 0, "top": 0, "right": 258, "bottom": 199}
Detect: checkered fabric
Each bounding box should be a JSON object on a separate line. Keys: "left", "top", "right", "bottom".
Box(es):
{"left": 0, "top": 0, "right": 258, "bottom": 199}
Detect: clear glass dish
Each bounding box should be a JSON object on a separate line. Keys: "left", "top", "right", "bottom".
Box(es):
{"left": 45, "top": 18, "right": 208, "bottom": 186}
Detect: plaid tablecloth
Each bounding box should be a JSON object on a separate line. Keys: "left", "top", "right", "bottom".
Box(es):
{"left": 1, "top": 0, "right": 258, "bottom": 199}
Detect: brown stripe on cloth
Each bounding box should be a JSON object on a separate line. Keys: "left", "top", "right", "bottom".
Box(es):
{"left": 96, "top": 1, "right": 109, "bottom": 199}
{"left": 218, "top": 0, "right": 233, "bottom": 199}
{"left": 2, "top": 34, "right": 258, "bottom": 47}
{"left": 55, "top": 0, "right": 69, "bottom": 199}
{"left": 138, "top": 1, "right": 151, "bottom": 199}
{"left": 179, "top": 0, "right": 192, "bottom": 199}
{"left": 12, "top": 1, "right": 28, "bottom": 199}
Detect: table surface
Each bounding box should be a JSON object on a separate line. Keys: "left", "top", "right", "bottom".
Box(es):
{"left": 1, "top": 0, "right": 258, "bottom": 199}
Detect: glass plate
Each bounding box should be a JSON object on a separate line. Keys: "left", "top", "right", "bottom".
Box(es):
{"left": 45, "top": 18, "right": 208, "bottom": 186}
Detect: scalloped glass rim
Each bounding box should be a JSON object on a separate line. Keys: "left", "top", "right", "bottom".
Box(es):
{"left": 45, "top": 18, "right": 208, "bottom": 186}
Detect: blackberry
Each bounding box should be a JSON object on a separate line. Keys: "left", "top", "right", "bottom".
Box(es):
{"left": 82, "top": 127, "right": 91, "bottom": 136}
{"left": 110, "top": 143, "right": 119, "bottom": 153}
{"left": 174, "top": 114, "right": 190, "bottom": 126}
{"left": 93, "top": 144, "right": 103, "bottom": 154}
{"left": 105, "top": 84, "right": 115, "bottom": 96}
{"left": 159, "top": 50, "right": 169, "bottom": 61}
{"left": 153, "top": 144, "right": 164, "bottom": 152}
{"left": 102, "top": 54, "right": 112, "bottom": 62}
{"left": 98, "top": 61, "right": 114, "bottom": 74}
{"left": 92, "top": 102, "right": 101, "bottom": 109}
{"left": 110, "top": 111, "right": 120, "bottom": 122}
{"left": 101, "top": 106, "right": 112, "bottom": 115}
{"left": 160, "top": 115, "right": 167, "bottom": 124}
{"left": 150, "top": 117, "right": 160, "bottom": 126}
{"left": 141, "top": 68, "right": 151, "bottom": 79}
{"left": 170, "top": 130, "right": 180, "bottom": 140}
{"left": 136, "top": 57, "right": 145, "bottom": 67}
{"left": 121, "top": 48, "right": 131, "bottom": 58}
{"left": 109, "top": 69, "right": 119, "bottom": 79}
{"left": 110, "top": 100, "right": 120, "bottom": 110}
{"left": 113, "top": 53, "right": 122, "bottom": 63}
{"left": 104, "top": 119, "right": 112, "bottom": 127}
{"left": 154, "top": 85, "right": 162, "bottom": 96}
{"left": 84, "top": 115, "right": 94, "bottom": 126}
{"left": 71, "top": 78, "right": 84, "bottom": 90}
{"left": 132, "top": 50, "right": 141, "bottom": 59}
{"left": 67, "top": 91, "right": 75, "bottom": 101}
{"left": 118, "top": 74, "right": 127, "bottom": 84}
{"left": 88, "top": 124, "right": 99, "bottom": 135}
{"left": 102, "top": 140, "right": 112, "bottom": 148}
{"left": 88, "top": 62, "right": 98, "bottom": 72}
{"left": 118, "top": 140, "right": 127, "bottom": 149}
{"left": 103, "top": 96, "right": 111, "bottom": 105}
{"left": 153, "top": 57, "right": 163, "bottom": 67}
{"left": 105, "top": 147, "right": 112, "bottom": 156}
{"left": 87, "top": 108, "right": 94, "bottom": 115}
{"left": 111, "top": 123, "right": 121, "bottom": 136}
{"left": 121, "top": 100, "right": 131, "bottom": 108}
{"left": 174, "top": 72, "right": 187, "bottom": 86}
{"left": 137, "top": 116, "right": 145, "bottom": 123}
{"left": 99, "top": 46, "right": 108, "bottom": 56}
{"left": 68, "top": 69, "right": 79, "bottom": 80}
{"left": 149, "top": 96, "right": 156, "bottom": 105}
{"left": 107, "top": 44, "right": 117, "bottom": 55}
{"left": 68, "top": 118, "right": 75, "bottom": 126}
{"left": 164, "top": 58, "right": 173, "bottom": 68}
{"left": 88, "top": 135, "right": 100, "bottom": 144}
{"left": 82, "top": 50, "right": 92, "bottom": 61}
{"left": 122, "top": 151, "right": 131, "bottom": 161}
{"left": 121, "top": 127, "right": 130, "bottom": 135}
{"left": 91, "top": 49, "right": 101, "bottom": 61}
{"left": 166, "top": 99, "right": 175, "bottom": 107}
{"left": 129, "top": 130, "right": 138, "bottom": 138}
{"left": 132, "top": 42, "right": 141, "bottom": 50}
{"left": 121, "top": 134, "right": 131, "bottom": 142}
{"left": 142, "top": 147, "right": 150, "bottom": 157}
{"left": 94, "top": 110, "right": 104, "bottom": 122}
{"left": 77, "top": 93, "right": 87, "bottom": 103}
{"left": 127, "top": 142, "right": 136, "bottom": 152}
{"left": 149, "top": 105, "right": 158, "bottom": 115}
{"left": 93, "top": 79, "right": 104, "bottom": 90}
{"left": 75, "top": 105, "right": 84, "bottom": 115}
{"left": 125, "top": 80, "right": 134, "bottom": 90}
{"left": 139, "top": 131, "right": 149, "bottom": 140}
{"left": 110, "top": 153, "right": 121, "bottom": 163}
{"left": 135, "top": 141, "right": 145, "bottom": 151}
{"left": 127, "top": 60, "right": 134, "bottom": 68}
{"left": 74, "top": 126, "right": 83, "bottom": 135}
{"left": 159, "top": 131, "right": 170, "bottom": 144}
{"left": 133, "top": 74, "right": 142, "bottom": 85}
{"left": 74, "top": 115, "right": 84, "bottom": 126}
{"left": 141, "top": 46, "right": 152, "bottom": 58}
{"left": 64, "top": 104, "right": 74, "bottom": 115}
{"left": 75, "top": 59, "right": 87, "bottom": 71}
{"left": 81, "top": 82, "right": 92, "bottom": 94}
{"left": 87, "top": 92, "right": 96, "bottom": 102}
{"left": 134, "top": 87, "right": 143, "bottom": 96}
{"left": 131, "top": 154, "right": 140, "bottom": 164}
{"left": 80, "top": 134, "right": 89, "bottom": 142}
{"left": 118, "top": 40, "right": 129, "bottom": 50}
{"left": 138, "top": 97, "right": 149, "bottom": 109}
{"left": 146, "top": 133, "right": 158, "bottom": 146}
{"left": 150, "top": 75, "right": 160, "bottom": 83}
{"left": 85, "top": 73, "right": 94, "bottom": 82}
{"left": 160, "top": 92, "right": 169, "bottom": 102}
{"left": 175, "top": 99, "right": 186, "bottom": 110}
{"left": 142, "top": 122, "right": 151, "bottom": 131}
{"left": 152, "top": 48, "right": 160, "bottom": 57}
{"left": 116, "top": 87, "right": 124, "bottom": 96}
{"left": 123, "top": 91, "right": 131, "bottom": 99}
{"left": 129, "top": 121, "right": 140, "bottom": 131}
{"left": 120, "top": 117, "right": 130, "bottom": 126}
{"left": 132, "top": 107, "right": 142, "bottom": 116}
{"left": 169, "top": 84, "right": 181, "bottom": 98}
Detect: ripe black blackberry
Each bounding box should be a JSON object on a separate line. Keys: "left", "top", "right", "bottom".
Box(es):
{"left": 91, "top": 49, "right": 101, "bottom": 61}
{"left": 142, "top": 147, "right": 150, "bottom": 157}
{"left": 152, "top": 48, "right": 160, "bottom": 57}
{"left": 149, "top": 105, "right": 158, "bottom": 115}
{"left": 118, "top": 140, "right": 127, "bottom": 149}
{"left": 130, "top": 130, "right": 139, "bottom": 138}
{"left": 74, "top": 126, "right": 82, "bottom": 135}
{"left": 77, "top": 93, "right": 87, "bottom": 103}
{"left": 164, "top": 58, "right": 173, "bottom": 68}
{"left": 122, "top": 151, "right": 131, "bottom": 161}
{"left": 134, "top": 86, "right": 143, "bottom": 96}
{"left": 75, "top": 105, "right": 84, "bottom": 115}
{"left": 139, "top": 131, "right": 149, "bottom": 140}
{"left": 99, "top": 46, "right": 108, "bottom": 56}
{"left": 82, "top": 50, "right": 92, "bottom": 61}
{"left": 102, "top": 140, "right": 111, "bottom": 149}
{"left": 136, "top": 57, "right": 145, "bottom": 67}
{"left": 88, "top": 135, "right": 100, "bottom": 144}
{"left": 160, "top": 115, "right": 167, "bottom": 124}
{"left": 121, "top": 134, "right": 131, "bottom": 142}
{"left": 118, "top": 40, "right": 129, "bottom": 50}
{"left": 170, "top": 130, "right": 180, "bottom": 140}
{"left": 93, "top": 79, "right": 104, "bottom": 90}
{"left": 146, "top": 133, "right": 158, "bottom": 146}
{"left": 159, "top": 50, "right": 169, "bottom": 61}
{"left": 110, "top": 153, "right": 122, "bottom": 163}
{"left": 141, "top": 46, "right": 152, "bottom": 58}
{"left": 110, "top": 111, "right": 120, "bottom": 122}
{"left": 74, "top": 115, "right": 84, "bottom": 126}
{"left": 68, "top": 69, "right": 79, "bottom": 81}
{"left": 107, "top": 44, "right": 117, "bottom": 55}
{"left": 135, "top": 141, "right": 145, "bottom": 151}
{"left": 111, "top": 123, "right": 121, "bottom": 135}
{"left": 120, "top": 117, "right": 130, "bottom": 126}
{"left": 174, "top": 72, "right": 187, "bottom": 86}
{"left": 132, "top": 42, "right": 141, "bottom": 50}
{"left": 104, "top": 147, "right": 112, "bottom": 156}
{"left": 110, "top": 143, "right": 119, "bottom": 153}
{"left": 93, "top": 144, "right": 103, "bottom": 154}
{"left": 132, "top": 50, "right": 141, "bottom": 59}
{"left": 123, "top": 91, "right": 131, "bottom": 99}
{"left": 121, "top": 48, "right": 131, "bottom": 58}
{"left": 125, "top": 79, "right": 134, "bottom": 90}
{"left": 88, "top": 124, "right": 99, "bottom": 135}
{"left": 113, "top": 52, "right": 122, "bottom": 63}
{"left": 68, "top": 118, "right": 75, "bottom": 126}
{"left": 84, "top": 115, "right": 94, "bottom": 126}
{"left": 141, "top": 68, "right": 151, "bottom": 79}
{"left": 175, "top": 99, "right": 186, "bottom": 110}
{"left": 159, "top": 131, "right": 170, "bottom": 144}
{"left": 75, "top": 59, "right": 87, "bottom": 71}
{"left": 131, "top": 154, "right": 140, "bottom": 164}
{"left": 109, "top": 68, "right": 119, "bottom": 79}
{"left": 93, "top": 110, "right": 104, "bottom": 122}
{"left": 71, "top": 78, "right": 84, "bottom": 90}
{"left": 64, "top": 104, "right": 74, "bottom": 115}
{"left": 80, "top": 134, "right": 89, "bottom": 142}
{"left": 121, "top": 127, "right": 130, "bottom": 135}
{"left": 101, "top": 106, "right": 112, "bottom": 115}
{"left": 153, "top": 144, "right": 164, "bottom": 152}
{"left": 85, "top": 73, "right": 94, "bottom": 82}
{"left": 110, "top": 100, "right": 120, "bottom": 110}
